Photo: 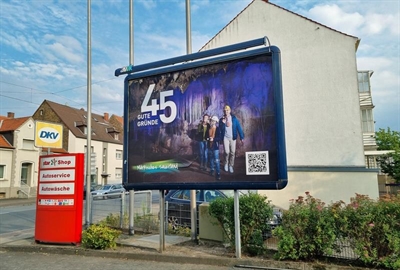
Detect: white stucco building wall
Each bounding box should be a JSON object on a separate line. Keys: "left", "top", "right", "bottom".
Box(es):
{"left": 0, "top": 118, "right": 40, "bottom": 198}
{"left": 201, "top": 0, "right": 378, "bottom": 208}
{"left": 68, "top": 131, "right": 123, "bottom": 186}
{"left": 0, "top": 149, "right": 13, "bottom": 197}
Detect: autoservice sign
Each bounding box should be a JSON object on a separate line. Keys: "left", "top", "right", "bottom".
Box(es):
{"left": 35, "top": 121, "right": 63, "bottom": 149}
{"left": 119, "top": 38, "right": 287, "bottom": 190}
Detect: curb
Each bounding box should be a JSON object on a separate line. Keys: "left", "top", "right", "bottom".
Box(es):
{"left": 0, "top": 245, "right": 372, "bottom": 270}
{"left": 0, "top": 245, "right": 240, "bottom": 267}
{"left": 0, "top": 198, "right": 36, "bottom": 207}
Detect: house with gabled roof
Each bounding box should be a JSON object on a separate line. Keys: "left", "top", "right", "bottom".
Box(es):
{"left": 0, "top": 112, "right": 39, "bottom": 198}
{"left": 200, "top": 0, "right": 379, "bottom": 208}
{"left": 32, "top": 100, "right": 124, "bottom": 187}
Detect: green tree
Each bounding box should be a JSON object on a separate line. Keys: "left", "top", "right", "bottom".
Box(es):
{"left": 376, "top": 128, "right": 400, "bottom": 183}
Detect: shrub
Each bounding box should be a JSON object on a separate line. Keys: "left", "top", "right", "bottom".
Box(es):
{"left": 273, "top": 192, "right": 337, "bottom": 260}
{"left": 81, "top": 223, "right": 121, "bottom": 250}
{"left": 340, "top": 194, "right": 400, "bottom": 269}
{"left": 167, "top": 223, "right": 191, "bottom": 237}
{"left": 208, "top": 193, "right": 273, "bottom": 255}
{"left": 103, "top": 212, "right": 128, "bottom": 228}
{"left": 135, "top": 213, "right": 159, "bottom": 233}
{"left": 273, "top": 192, "right": 400, "bottom": 269}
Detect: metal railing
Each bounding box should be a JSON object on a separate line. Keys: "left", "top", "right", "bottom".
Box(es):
{"left": 87, "top": 191, "right": 362, "bottom": 261}
{"left": 18, "top": 183, "right": 31, "bottom": 198}
{"left": 88, "top": 190, "right": 155, "bottom": 229}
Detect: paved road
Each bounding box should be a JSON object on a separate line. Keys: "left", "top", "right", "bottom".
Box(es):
{"left": 0, "top": 191, "right": 159, "bottom": 244}
{"left": 0, "top": 250, "right": 234, "bottom": 270}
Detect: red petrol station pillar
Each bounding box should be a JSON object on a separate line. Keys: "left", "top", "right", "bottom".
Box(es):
{"left": 35, "top": 153, "right": 84, "bottom": 244}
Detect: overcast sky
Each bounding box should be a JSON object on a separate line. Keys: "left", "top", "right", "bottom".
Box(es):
{"left": 0, "top": 0, "right": 399, "bottom": 131}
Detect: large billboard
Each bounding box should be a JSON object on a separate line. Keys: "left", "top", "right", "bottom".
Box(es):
{"left": 119, "top": 40, "right": 287, "bottom": 190}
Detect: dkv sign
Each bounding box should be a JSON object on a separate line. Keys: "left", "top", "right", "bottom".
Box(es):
{"left": 35, "top": 121, "right": 63, "bottom": 149}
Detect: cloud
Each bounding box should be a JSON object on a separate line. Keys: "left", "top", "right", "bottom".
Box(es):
{"left": 307, "top": 4, "right": 364, "bottom": 36}
{"left": 44, "top": 36, "right": 84, "bottom": 64}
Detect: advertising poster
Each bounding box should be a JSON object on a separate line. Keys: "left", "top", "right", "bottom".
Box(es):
{"left": 125, "top": 49, "right": 286, "bottom": 190}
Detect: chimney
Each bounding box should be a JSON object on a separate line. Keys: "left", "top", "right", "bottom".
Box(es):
{"left": 104, "top": 113, "right": 109, "bottom": 121}
{"left": 7, "top": 112, "right": 15, "bottom": 119}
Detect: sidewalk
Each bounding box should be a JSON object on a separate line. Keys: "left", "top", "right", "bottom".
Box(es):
{"left": 0, "top": 232, "right": 370, "bottom": 270}
{"left": 0, "top": 197, "right": 37, "bottom": 207}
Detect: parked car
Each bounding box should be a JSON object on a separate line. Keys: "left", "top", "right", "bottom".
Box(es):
{"left": 165, "top": 189, "right": 283, "bottom": 237}
{"left": 90, "top": 184, "right": 126, "bottom": 199}
{"left": 263, "top": 207, "right": 283, "bottom": 239}
{"left": 165, "top": 189, "right": 228, "bottom": 229}
{"left": 83, "top": 184, "right": 99, "bottom": 200}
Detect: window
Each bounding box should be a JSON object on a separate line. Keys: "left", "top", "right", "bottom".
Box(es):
{"left": 361, "top": 109, "right": 374, "bottom": 133}
{"left": 107, "top": 127, "right": 120, "bottom": 140}
{"left": 171, "top": 190, "right": 200, "bottom": 201}
{"left": 21, "top": 163, "right": 30, "bottom": 185}
{"left": 102, "top": 148, "right": 107, "bottom": 173}
{"left": 358, "top": 72, "right": 371, "bottom": 93}
{"left": 0, "top": 165, "right": 5, "bottom": 179}
{"left": 115, "top": 168, "right": 122, "bottom": 179}
{"left": 22, "top": 139, "right": 34, "bottom": 150}
{"left": 116, "top": 150, "right": 122, "bottom": 160}
{"left": 84, "top": 146, "right": 94, "bottom": 153}
{"left": 75, "top": 121, "right": 88, "bottom": 135}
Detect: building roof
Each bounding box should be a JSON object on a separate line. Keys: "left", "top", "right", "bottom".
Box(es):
{"left": 0, "top": 115, "right": 31, "bottom": 149}
{"left": 43, "top": 100, "right": 123, "bottom": 144}
{"left": 0, "top": 135, "right": 13, "bottom": 149}
{"left": 0, "top": 117, "right": 30, "bottom": 132}
{"left": 200, "top": 0, "right": 360, "bottom": 51}
{"left": 112, "top": 115, "right": 123, "bottom": 126}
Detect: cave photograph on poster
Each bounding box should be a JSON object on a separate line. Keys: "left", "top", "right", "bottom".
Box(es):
{"left": 126, "top": 52, "right": 284, "bottom": 188}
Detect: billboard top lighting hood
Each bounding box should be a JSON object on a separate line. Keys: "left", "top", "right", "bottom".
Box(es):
{"left": 115, "top": 37, "right": 271, "bottom": 77}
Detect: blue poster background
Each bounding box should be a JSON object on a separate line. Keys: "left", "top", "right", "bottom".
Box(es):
{"left": 127, "top": 54, "right": 278, "bottom": 185}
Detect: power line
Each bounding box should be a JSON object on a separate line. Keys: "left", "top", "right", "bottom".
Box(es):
{"left": 0, "top": 93, "right": 41, "bottom": 105}
{"left": 0, "top": 77, "right": 119, "bottom": 95}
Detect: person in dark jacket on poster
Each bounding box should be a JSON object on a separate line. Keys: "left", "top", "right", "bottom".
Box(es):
{"left": 196, "top": 114, "right": 210, "bottom": 171}
{"left": 219, "top": 105, "right": 244, "bottom": 173}
{"left": 208, "top": 115, "right": 222, "bottom": 180}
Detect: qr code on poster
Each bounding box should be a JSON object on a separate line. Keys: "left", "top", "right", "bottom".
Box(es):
{"left": 245, "top": 151, "right": 269, "bottom": 175}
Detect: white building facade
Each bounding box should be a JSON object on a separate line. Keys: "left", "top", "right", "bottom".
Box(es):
{"left": 0, "top": 116, "right": 39, "bottom": 198}
{"left": 201, "top": 0, "right": 379, "bottom": 208}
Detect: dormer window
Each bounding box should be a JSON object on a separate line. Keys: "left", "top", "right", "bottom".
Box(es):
{"left": 75, "top": 121, "right": 87, "bottom": 134}
{"left": 107, "top": 127, "right": 120, "bottom": 140}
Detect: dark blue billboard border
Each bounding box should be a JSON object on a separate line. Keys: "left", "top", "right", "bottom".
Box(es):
{"left": 118, "top": 38, "right": 287, "bottom": 191}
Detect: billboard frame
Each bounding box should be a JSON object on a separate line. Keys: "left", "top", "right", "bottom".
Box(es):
{"left": 117, "top": 37, "right": 287, "bottom": 191}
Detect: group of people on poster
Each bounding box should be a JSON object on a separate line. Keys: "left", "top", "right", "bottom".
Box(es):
{"left": 196, "top": 105, "right": 244, "bottom": 180}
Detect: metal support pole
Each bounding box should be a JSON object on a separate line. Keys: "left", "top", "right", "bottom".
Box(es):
{"left": 129, "top": 190, "right": 134, "bottom": 235}
{"left": 120, "top": 191, "right": 125, "bottom": 229}
{"left": 89, "top": 194, "right": 93, "bottom": 225}
{"left": 85, "top": 0, "right": 92, "bottom": 229}
{"left": 129, "top": 0, "right": 134, "bottom": 65}
{"left": 159, "top": 190, "right": 165, "bottom": 252}
{"left": 234, "top": 189, "right": 241, "bottom": 258}
{"left": 185, "top": 0, "right": 196, "bottom": 242}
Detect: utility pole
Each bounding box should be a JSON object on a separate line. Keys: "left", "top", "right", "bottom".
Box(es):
{"left": 185, "top": 0, "right": 197, "bottom": 241}
{"left": 85, "top": 0, "right": 92, "bottom": 228}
